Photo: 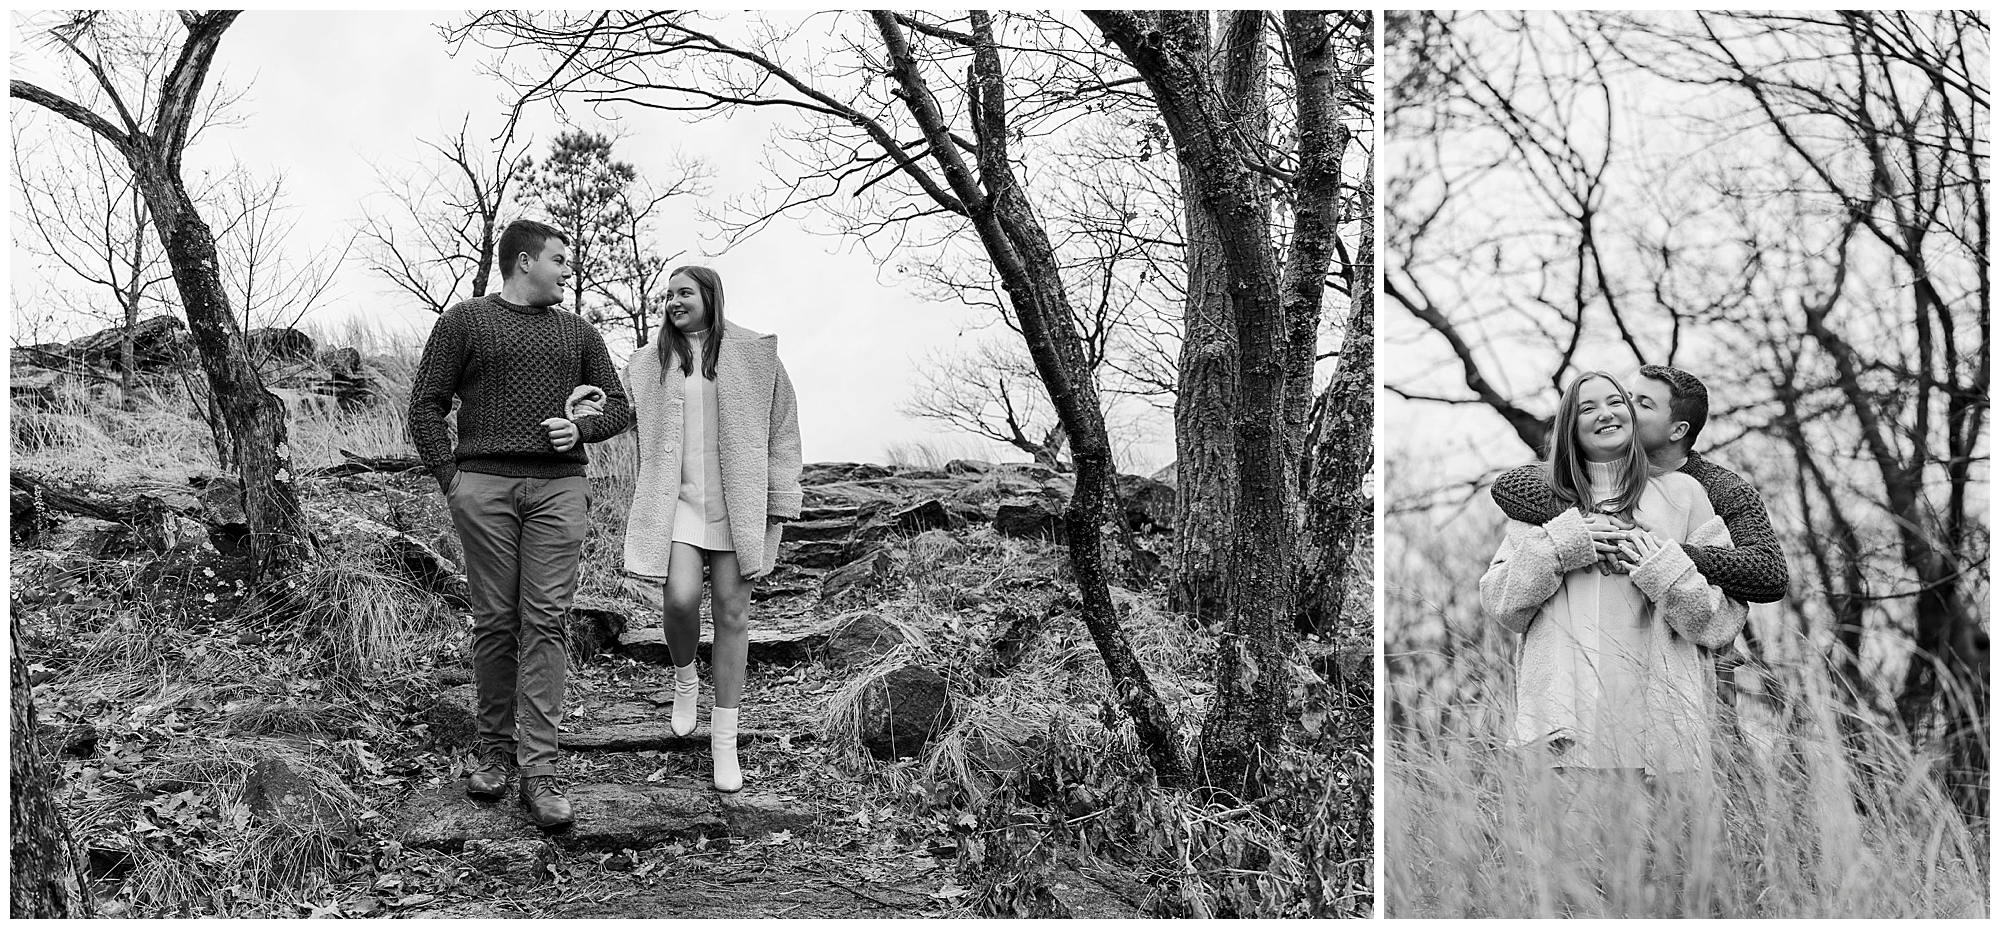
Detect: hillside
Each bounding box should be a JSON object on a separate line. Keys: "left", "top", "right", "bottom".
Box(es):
{"left": 9, "top": 320, "right": 1371, "bottom": 917}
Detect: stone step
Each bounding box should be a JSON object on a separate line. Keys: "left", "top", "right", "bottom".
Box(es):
{"left": 392, "top": 780, "right": 819, "bottom": 853}
{"left": 613, "top": 622, "right": 834, "bottom": 667}
{"left": 423, "top": 685, "right": 782, "bottom": 753}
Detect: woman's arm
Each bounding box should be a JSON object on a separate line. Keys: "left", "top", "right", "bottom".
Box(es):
{"left": 1629, "top": 517, "right": 1749, "bottom": 648}
{"left": 1480, "top": 510, "right": 1595, "bottom": 634}
{"left": 766, "top": 355, "right": 804, "bottom": 521}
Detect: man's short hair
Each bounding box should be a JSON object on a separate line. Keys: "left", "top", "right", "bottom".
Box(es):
{"left": 1638, "top": 364, "right": 1708, "bottom": 450}
{"left": 496, "top": 219, "right": 570, "bottom": 280}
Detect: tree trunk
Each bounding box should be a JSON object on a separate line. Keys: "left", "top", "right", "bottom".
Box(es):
{"left": 135, "top": 158, "right": 312, "bottom": 582}
{"left": 471, "top": 211, "right": 496, "bottom": 298}
{"left": 1169, "top": 98, "right": 1237, "bottom": 628}
{"left": 11, "top": 621, "right": 92, "bottom": 918}
{"left": 1094, "top": 10, "right": 1319, "bottom": 798}
{"left": 1297, "top": 209, "right": 1373, "bottom": 639}
{"left": 874, "top": 11, "right": 1192, "bottom": 786}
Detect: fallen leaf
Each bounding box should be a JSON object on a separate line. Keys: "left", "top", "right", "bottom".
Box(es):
{"left": 931, "top": 883, "right": 973, "bottom": 900}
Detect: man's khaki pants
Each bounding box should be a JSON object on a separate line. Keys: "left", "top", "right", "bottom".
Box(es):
{"left": 447, "top": 472, "right": 588, "bottom": 778}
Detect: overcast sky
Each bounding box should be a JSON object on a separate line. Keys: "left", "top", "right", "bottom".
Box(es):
{"left": 9, "top": 10, "right": 1174, "bottom": 472}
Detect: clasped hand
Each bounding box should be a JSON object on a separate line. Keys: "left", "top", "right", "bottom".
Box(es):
{"left": 540, "top": 385, "right": 606, "bottom": 453}
{"left": 1582, "top": 512, "right": 1664, "bottom": 574}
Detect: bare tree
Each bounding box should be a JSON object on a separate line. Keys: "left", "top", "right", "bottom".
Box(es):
{"left": 11, "top": 11, "right": 313, "bottom": 580}
{"left": 1386, "top": 10, "right": 1988, "bottom": 819}
{"left": 358, "top": 114, "right": 532, "bottom": 314}
{"left": 447, "top": 10, "right": 1193, "bottom": 785}
{"left": 1089, "top": 10, "right": 1369, "bottom": 796}
{"left": 904, "top": 339, "right": 1069, "bottom": 469}
{"left": 210, "top": 167, "right": 352, "bottom": 365}
{"left": 1629, "top": 10, "right": 1989, "bottom": 817}
{"left": 11, "top": 120, "right": 173, "bottom": 405}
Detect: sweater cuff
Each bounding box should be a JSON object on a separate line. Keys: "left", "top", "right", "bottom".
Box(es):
{"left": 432, "top": 465, "right": 457, "bottom": 494}
{"left": 1546, "top": 508, "right": 1596, "bottom": 572}
{"left": 1631, "top": 539, "right": 1696, "bottom": 600}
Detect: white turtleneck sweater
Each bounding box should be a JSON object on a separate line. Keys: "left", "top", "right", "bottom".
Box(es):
{"left": 672, "top": 329, "right": 734, "bottom": 551}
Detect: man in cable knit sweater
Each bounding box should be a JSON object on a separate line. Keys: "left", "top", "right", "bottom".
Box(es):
{"left": 409, "top": 219, "right": 634, "bottom": 828}
{"left": 1491, "top": 365, "right": 1788, "bottom": 604}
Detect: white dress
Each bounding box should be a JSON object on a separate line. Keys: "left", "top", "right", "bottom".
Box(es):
{"left": 670, "top": 329, "right": 734, "bottom": 551}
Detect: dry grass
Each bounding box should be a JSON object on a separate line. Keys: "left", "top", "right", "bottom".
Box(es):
{"left": 809, "top": 524, "right": 1368, "bottom": 916}
{"left": 10, "top": 336, "right": 460, "bottom": 915}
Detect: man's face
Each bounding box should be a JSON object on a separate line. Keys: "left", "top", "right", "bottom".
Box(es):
{"left": 1629, "top": 373, "right": 1684, "bottom": 453}
{"left": 518, "top": 238, "right": 572, "bottom": 307}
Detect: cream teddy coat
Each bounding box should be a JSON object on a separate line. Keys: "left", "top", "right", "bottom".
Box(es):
{"left": 1480, "top": 470, "right": 1748, "bottom": 773}
{"left": 623, "top": 321, "right": 803, "bottom": 579}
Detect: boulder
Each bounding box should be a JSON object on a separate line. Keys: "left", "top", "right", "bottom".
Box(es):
{"left": 800, "top": 462, "right": 894, "bottom": 485}
{"left": 781, "top": 518, "right": 856, "bottom": 544}
{"left": 43, "top": 516, "right": 133, "bottom": 559}
{"left": 890, "top": 499, "right": 951, "bottom": 534}
{"left": 320, "top": 346, "right": 364, "bottom": 379}
{"left": 856, "top": 666, "right": 954, "bottom": 760}
{"left": 464, "top": 838, "right": 557, "bottom": 883}
{"left": 999, "top": 462, "right": 1059, "bottom": 482}
{"left": 69, "top": 315, "right": 191, "bottom": 371}
{"left": 10, "top": 367, "right": 63, "bottom": 409}
{"left": 317, "top": 347, "right": 379, "bottom": 411}
{"left": 818, "top": 611, "right": 908, "bottom": 670}
{"left": 819, "top": 547, "right": 894, "bottom": 604}
{"left": 1114, "top": 472, "right": 1176, "bottom": 533}
{"left": 993, "top": 497, "right": 1066, "bottom": 541}
{"left": 241, "top": 753, "right": 354, "bottom": 839}
{"left": 795, "top": 504, "right": 861, "bottom": 522}
{"left": 567, "top": 599, "right": 630, "bottom": 662}
{"left": 191, "top": 474, "right": 249, "bottom": 553}
{"left": 784, "top": 539, "right": 851, "bottom": 570}
{"left": 247, "top": 327, "right": 317, "bottom": 362}
{"left": 943, "top": 459, "right": 992, "bottom": 475}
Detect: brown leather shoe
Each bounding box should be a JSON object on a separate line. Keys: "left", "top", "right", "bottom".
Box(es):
{"left": 521, "top": 775, "right": 574, "bottom": 829}
{"left": 464, "top": 744, "right": 513, "bottom": 800}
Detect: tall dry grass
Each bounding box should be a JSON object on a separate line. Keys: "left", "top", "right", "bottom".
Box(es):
{"left": 11, "top": 328, "right": 461, "bottom": 915}
{"left": 1384, "top": 497, "right": 1989, "bottom": 918}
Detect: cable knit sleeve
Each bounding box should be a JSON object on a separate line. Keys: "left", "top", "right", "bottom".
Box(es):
{"left": 574, "top": 322, "right": 634, "bottom": 444}
{"left": 1630, "top": 514, "right": 1749, "bottom": 648}
{"left": 766, "top": 352, "right": 803, "bottom": 520}
{"left": 1481, "top": 509, "right": 1595, "bottom": 633}
{"left": 1680, "top": 454, "right": 1789, "bottom": 604}
{"left": 1492, "top": 461, "right": 1568, "bottom": 525}
{"left": 408, "top": 304, "right": 472, "bottom": 491}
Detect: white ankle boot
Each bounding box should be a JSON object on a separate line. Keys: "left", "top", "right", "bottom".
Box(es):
{"left": 670, "top": 662, "right": 700, "bottom": 737}
{"left": 710, "top": 705, "right": 742, "bottom": 793}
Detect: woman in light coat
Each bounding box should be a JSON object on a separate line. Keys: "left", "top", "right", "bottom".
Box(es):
{"left": 1480, "top": 371, "right": 1747, "bottom": 777}
{"left": 619, "top": 265, "right": 802, "bottom": 792}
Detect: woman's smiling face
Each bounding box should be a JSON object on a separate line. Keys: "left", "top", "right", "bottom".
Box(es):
{"left": 1573, "top": 376, "right": 1633, "bottom": 462}
{"left": 666, "top": 272, "right": 709, "bottom": 332}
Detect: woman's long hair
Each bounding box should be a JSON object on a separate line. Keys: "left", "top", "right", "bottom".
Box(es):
{"left": 1543, "top": 371, "right": 1649, "bottom": 519}
{"left": 655, "top": 265, "right": 724, "bottom": 380}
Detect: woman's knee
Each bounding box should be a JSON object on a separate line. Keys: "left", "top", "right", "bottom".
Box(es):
{"left": 712, "top": 598, "right": 750, "bottom": 635}
{"left": 660, "top": 586, "right": 704, "bottom": 622}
